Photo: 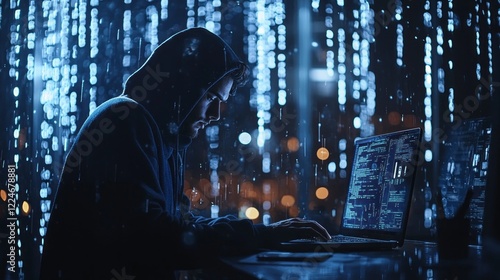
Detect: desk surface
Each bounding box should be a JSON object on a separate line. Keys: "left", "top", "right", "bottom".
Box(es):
{"left": 211, "top": 240, "right": 499, "bottom": 280}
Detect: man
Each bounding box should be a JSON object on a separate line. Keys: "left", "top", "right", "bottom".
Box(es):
{"left": 40, "top": 27, "right": 330, "bottom": 279}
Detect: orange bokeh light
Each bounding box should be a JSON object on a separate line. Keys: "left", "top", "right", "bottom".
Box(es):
{"left": 287, "top": 137, "right": 300, "bottom": 152}
{"left": 281, "top": 195, "right": 296, "bottom": 207}
{"left": 316, "top": 147, "right": 329, "bottom": 161}
{"left": 403, "top": 114, "right": 417, "bottom": 127}
{"left": 315, "top": 187, "right": 329, "bottom": 200}
{"left": 0, "top": 190, "right": 6, "bottom": 201}
{"left": 388, "top": 111, "right": 401, "bottom": 125}
{"left": 22, "top": 201, "right": 31, "bottom": 215}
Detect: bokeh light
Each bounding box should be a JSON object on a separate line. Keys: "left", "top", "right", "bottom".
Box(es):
{"left": 315, "top": 187, "right": 329, "bottom": 200}
{"left": 245, "top": 206, "right": 260, "bottom": 220}
{"left": 238, "top": 132, "right": 252, "bottom": 145}
{"left": 316, "top": 147, "right": 329, "bottom": 161}
{"left": 22, "top": 201, "right": 31, "bottom": 215}
{"left": 388, "top": 111, "right": 401, "bottom": 126}
{"left": 281, "top": 195, "right": 296, "bottom": 207}
{"left": 287, "top": 137, "right": 300, "bottom": 152}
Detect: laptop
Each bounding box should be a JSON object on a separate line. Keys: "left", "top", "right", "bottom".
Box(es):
{"left": 279, "top": 127, "right": 422, "bottom": 252}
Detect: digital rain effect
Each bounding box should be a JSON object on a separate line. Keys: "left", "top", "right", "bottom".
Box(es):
{"left": 1, "top": 0, "right": 497, "bottom": 278}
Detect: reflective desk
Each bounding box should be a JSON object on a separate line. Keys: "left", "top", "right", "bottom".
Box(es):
{"left": 208, "top": 240, "right": 499, "bottom": 280}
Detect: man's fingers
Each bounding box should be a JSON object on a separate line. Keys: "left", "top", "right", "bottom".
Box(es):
{"left": 292, "top": 219, "right": 331, "bottom": 240}
{"left": 282, "top": 224, "right": 331, "bottom": 241}
{"left": 270, "top": 218, "right": 331, "bottom": 241}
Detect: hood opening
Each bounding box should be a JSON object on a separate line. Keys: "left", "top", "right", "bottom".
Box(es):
{"left": 122, "top": 27, "right": 248, "bottom": 139}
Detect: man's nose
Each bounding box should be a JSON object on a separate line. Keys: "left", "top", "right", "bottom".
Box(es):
{"left": 208, "top": 101, "right": 221, "bottom": 121}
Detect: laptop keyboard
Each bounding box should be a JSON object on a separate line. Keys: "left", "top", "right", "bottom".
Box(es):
{"left": 329, "top": 235, "right": 379, "bottom": 243}
{"left": 289, "top": 235, "right": 380, "bottom": 244}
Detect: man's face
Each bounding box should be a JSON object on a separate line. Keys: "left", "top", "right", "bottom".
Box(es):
{"left": 179, "top": 75, "right": 233, "bottom": 139}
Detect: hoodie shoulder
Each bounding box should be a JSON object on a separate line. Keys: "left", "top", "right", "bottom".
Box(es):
{"left": 81, "top": 96, "right": 156, "bottom": 131}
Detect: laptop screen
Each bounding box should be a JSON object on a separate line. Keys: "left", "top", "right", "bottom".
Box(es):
{"left": 438, "top": 117, "right": 492, "bottom": 245}
{"left": 341, "top": 128, "right": 422, "bottom": 235}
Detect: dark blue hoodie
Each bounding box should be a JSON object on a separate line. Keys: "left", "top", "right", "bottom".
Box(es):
{"left": 40, "top": 27, "right": 267, "bottom": 280}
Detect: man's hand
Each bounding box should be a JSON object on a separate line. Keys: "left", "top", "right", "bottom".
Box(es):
{"left": 259, "top": 218, "right": 331, "bottom": 246}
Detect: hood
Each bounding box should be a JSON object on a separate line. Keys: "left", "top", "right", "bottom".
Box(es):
{"left": 121, "top": 27, "right": 245, "bottom": 141}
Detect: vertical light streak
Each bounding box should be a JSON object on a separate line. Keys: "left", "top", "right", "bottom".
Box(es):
{"left": 444, "top": 0, "right": 454, "bottom": 124}
{"left": 38, "top": 0, "right": 73, "bottom": 250}
{"left": 357, "top": 0, "right": 374, "bottom": 138}
{"left": 423, "top": 0, "right": 433, "bottom": 147}
{"left": 246, "top": 0, "right": 279, "bottom": 164}
{"left": 325, "top": 3, "right": 334, "bottom": 79}
{"left": 186, "top": 0, "right": 195, "bottom": 28}
{"left": 89, "top": 2, "right": 99, "bottom": 114}
{"left": 276, "top": 2, "right": 287, "bottom": 106}
{"left": 423, "top": 36, "right": 433, "bottom": 144}
{"left": 395, "top": 0, "right": 403, "bottom": 66}
{"left": 122, "top": 8, "right": 131, "bottom": 67}
{"left": 337, "top": 27, "right": 346, "bottom": 111}
{"left": 475, "top": 2, "right": 482, "bottom": 80}
{"left": 486, "top": 1, "right": 493, "bottom": 76}
{"left": 160, "top": 0, "right": 169, "bottom": 20}
{"left": 145, "top": 5, "right": 159, "bottom": 56}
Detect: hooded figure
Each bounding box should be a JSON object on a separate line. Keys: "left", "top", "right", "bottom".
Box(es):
{"left": 40, "top": 27, "right": 330, "bottom": 280}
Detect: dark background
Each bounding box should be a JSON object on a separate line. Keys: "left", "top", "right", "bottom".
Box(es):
{"left": 1, "top": 1, "right": 498, "bottom": 279}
